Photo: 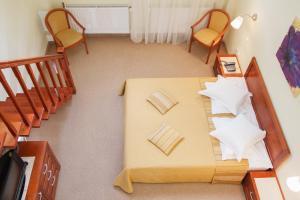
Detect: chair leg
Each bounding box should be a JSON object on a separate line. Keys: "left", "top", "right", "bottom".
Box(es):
{"left": 83, "top": 35, "right": 89, "bottom": 54}
{"left": 217, "top": 42, "right": 222, "bottom": 53}
{"left": 188, "top": 36, "right": 193, "bottom": 53}
{"left": 206, "top": 47, "right": 212, "bottom": 64}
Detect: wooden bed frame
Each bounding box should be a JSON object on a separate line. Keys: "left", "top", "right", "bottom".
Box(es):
{"left": 244, "top": 57, "right": 290, "bottom": 168}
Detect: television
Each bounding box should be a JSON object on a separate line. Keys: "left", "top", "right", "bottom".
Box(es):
{"left": 0, "top": 150, "right": 27, "bottom": 200}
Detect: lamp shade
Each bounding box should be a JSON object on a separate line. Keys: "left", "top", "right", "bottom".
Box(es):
{"left": 231, "top": 16, "right": 244, "bottom": 29}
{"left": 287, "top": 176, "right": 300, "bottom": 192}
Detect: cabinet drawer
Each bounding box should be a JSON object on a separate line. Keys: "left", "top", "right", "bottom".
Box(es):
{"left": 41, "top": 154, "right": 52, "bottom": 191}
{"left": 36, "top": 191, "right": 48, "bottom": 200}
{"left": 42, "top": 145, "right": 61, "bottom": 200}
{"left": 243, "top": 174, "right": 258, "bottom": 200}
{"left": 244, "top": 183, "right": 257, "bottom": 200}
{"left": 47, "top": 166, "right": 60, "bottom": 199}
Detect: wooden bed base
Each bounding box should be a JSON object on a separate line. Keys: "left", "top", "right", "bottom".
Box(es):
{"left": 244, "top": 57, "right": 290, "bottom": 169}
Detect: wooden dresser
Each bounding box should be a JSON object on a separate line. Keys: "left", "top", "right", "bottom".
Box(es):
{"left": 18, "top": 141, "right": 60, "bottom": 200}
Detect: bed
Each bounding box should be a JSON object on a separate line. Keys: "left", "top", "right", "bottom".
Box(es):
{"left": 114, "top": 58, "right": 290, "bottom": 193}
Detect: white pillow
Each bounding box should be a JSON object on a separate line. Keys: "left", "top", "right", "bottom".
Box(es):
{"left": 210, "top": 114, "right": 266, "bottom": 161}
{"left": 213, "top": 117, "right": 248, "bottom": 160}
{"left": 199, "top": 77, "right": 251, "bottom": 115}
{"left": 205, "top": 82, "right": 230, "bottom": 114}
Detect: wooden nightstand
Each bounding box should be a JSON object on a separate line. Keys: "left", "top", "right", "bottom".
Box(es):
{"left": 242, "top": 170, "right": 285, "bottom": 200}
{"left": 213, "top": 54, "right": 243, "bottom": 77}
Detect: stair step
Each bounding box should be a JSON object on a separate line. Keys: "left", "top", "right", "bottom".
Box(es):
{"left": 0, "top": 104, "right": 45, "bottom": 127}
{"left": 0, "top": 99, "right": 50, "bottom": 120}
{"left": 0, "top": 131, "right": 7, "bottom": 153}
{"left": 27, "top": 88, "right": 59, "bottom": 111}
{"left": 30, "top": 87, "right": 73, "bottom": 103}
{"left": 0, "top": 113, "right": 34, "bottom": 136}
{"left": 29, "top": 87, "right": 59, "bottom": 101}
{"left": 63, "top": 87, "right": 74, "bottom": 100}
{"left": 0, "top": 121, "right": 22, "bottom": 149}
{"left": 6, "top": 95, "right": 54, "bottom": 115}
{"left": 15, "top": 94, "right": 56, "bottom": 114}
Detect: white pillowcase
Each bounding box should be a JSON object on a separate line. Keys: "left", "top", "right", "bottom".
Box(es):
{"left": 205, "top": 82, "right": 231, "bottom": 114}
{"left": 210, "top": 114, "right": 266, "bottom": 161}
{"left": 200, "top": 76, "right": 251, "bottom": 115}
{"left": 213, "top": 117, "right": 250, "bottom": 160}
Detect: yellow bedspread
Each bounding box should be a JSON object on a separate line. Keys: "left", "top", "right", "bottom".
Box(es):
{"left": 114, "top": 78, "right": 216, "bottom": 193}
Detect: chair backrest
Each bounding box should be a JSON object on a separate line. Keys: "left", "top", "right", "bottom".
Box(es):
{"left": 208, "top": 9, "right": 230, "bottom": 33}
{"left": 45, "top": 9, "right": 70, "bottom": 35}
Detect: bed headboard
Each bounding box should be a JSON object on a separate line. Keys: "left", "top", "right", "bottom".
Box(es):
{"left": 244, "top": 57, "right": 290, "bottom": 168}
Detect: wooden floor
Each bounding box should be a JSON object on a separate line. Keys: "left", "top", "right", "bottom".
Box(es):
{"left": 29, "top": 36, "right": 245, "bottom": 200}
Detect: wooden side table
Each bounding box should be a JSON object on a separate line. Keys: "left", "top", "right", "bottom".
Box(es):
{"left": 242, "top": 170, "right": 285, "bottom": 200}
{"left": 213, "top": 54, "right": 243, "bottom": 77}
{"left": 18, "top": 141, "right": 61, "bottom": 200}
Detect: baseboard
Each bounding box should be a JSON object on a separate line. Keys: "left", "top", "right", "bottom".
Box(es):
{"left": 86, "top": 33, "right": 130, "bottom": 37}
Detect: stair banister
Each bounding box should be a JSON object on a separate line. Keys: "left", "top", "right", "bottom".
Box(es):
{"left": 24, "top": 64, "right": 50, "bottom": 113}
{"left": 36, "top": 62, "right": 56, "bottom": 106}
{"left": 0, "top": 70, "right": 31, "bottom": 126}
{"left": 45, "top": 61, "right": 63, "bottom": 101}
{"left": 12, "top": 67, "right": 41, "bottom": 120}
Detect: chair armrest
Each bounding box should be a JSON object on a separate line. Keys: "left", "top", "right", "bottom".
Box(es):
{"left": 53, "top": 35, "right": 64, "bottom": 47}
{"left": 210, "top": 32, "right": 225, "bottom": 47}
{"left": 67, "top": 12, "right": 86, "bottom": 32}
{"left": 191, "top": 11, "right": 210, "bottom": 30}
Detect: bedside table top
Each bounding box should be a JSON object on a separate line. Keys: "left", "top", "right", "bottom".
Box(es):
{"left": 248, "top": 170, "right": 285, "bottom": 200}
{"left": 255, "top": 177, "right": 283, "bottom": 200}
{"left": 218, "top": 55, "right": 242, "bottom": 76}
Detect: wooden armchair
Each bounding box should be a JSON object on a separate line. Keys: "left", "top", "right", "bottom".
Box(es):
{"left": 45, "top": 8, "right": 89, "bottom": 54}
{"left": 188, "top": 9, "right": 230, "bottom": 64}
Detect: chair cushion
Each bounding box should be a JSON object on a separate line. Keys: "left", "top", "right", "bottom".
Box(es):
{"left": 209, "top": 11, "right": 229, "bottom": 33}
{"left": 47, "top": 11, "right": 69, "bottom": 35}
{"left": 194, "top": 28, "right": 221, "bottom": 46}
{"left": 55, "top": 29, "right": 83, "bottom": 48}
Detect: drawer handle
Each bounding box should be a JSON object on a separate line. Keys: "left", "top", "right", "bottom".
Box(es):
{"left": 42, "top": 164, "right": 48, "bottom": 175}
{"left": 250, "top": 191, "right": 254, "bottom": 200}
{"left": 51, "top": 176, "right": 56, "bottom": 186}
{"left": 37, "top": 192, "right": 42, "bottom": 200}
{"left": 47, "top": 170, "right": 52, "bottom": 180}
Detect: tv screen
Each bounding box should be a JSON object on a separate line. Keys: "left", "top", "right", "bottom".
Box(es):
{"left": 0, "top": 150, "right": 27, "bottom": 200}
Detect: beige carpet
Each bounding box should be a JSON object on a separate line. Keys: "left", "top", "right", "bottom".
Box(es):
{"left": 29, "top": 36, "right": 245, "bottom": 200}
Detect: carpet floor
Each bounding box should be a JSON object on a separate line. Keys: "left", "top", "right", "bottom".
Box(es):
{"left": 29, "top": 36, "right": 245, "bottom": 200}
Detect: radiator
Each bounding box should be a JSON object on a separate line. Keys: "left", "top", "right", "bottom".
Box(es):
{"left": 64, "top": 4, "right": 130, "bottom": 34}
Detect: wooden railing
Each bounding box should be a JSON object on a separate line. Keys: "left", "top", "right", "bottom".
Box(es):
{"left": 0, "top": 48, "right": 75, "bottom": 150}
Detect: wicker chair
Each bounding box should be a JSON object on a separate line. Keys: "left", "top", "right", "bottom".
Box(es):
{"left": 45, "top": 8, "right": 89, "bottom": 54}
{"left": 188, "top": 9, "right": 230, "bottom": 64}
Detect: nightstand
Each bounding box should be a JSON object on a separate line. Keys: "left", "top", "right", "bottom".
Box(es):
{"left": 213, "top": 54, "right": 243, "bottom": 77}
{"left": 242, "top": 170, "right": 285, "bottom": 200}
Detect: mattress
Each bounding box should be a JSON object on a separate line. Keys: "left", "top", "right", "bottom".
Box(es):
{"left": 114, "top": 78, "right": 216, "bottom": 193}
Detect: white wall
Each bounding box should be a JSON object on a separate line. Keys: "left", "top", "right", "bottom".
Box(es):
{"left": 225, "top": 0, "right": 300, "bottom": 199}
{"left": 63, "top": 0, "right": 129, "bottom": 5}
{"left": 0, "top": 0, "right": 61, "bottom": 99}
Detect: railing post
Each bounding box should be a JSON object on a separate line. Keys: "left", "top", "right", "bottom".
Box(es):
{"left": 57, "top": 47, "right": 76, "bottom": 94}
{"left": 45, "top": 61, "right": 63, "bottom": 101}
{"left": 36, "top": 62, "right": 56, "bottom": 106}
{"left": 53, "top": 60, "right": 65, "bottom": 88}
{"left": 24, "top": 64, "right": 50, "bottom": 113}
{"left": 0, "top": 70, "right": 31, "bottom": 126}
{"left": 12, "top": 66, "right": 41, "bottom": 119}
